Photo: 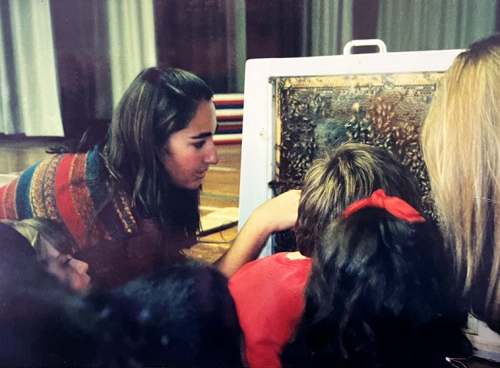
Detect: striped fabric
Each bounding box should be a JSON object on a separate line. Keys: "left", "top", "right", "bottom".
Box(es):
{"left": 0, "top": 146, "right": 138, "bottom": 250}
{"left": 213, "top": 93, "right": 243, "bottom": 144}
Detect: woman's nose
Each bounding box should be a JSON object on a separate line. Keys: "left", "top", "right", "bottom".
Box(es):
{"left": 204, "top": 143, "right": 219, "bottom": 165}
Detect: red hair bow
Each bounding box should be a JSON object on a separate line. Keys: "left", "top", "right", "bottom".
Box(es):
{"left": 342, "top": 189, "right": 425, "bottom": 223}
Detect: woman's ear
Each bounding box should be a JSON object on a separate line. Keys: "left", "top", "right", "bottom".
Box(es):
{"left": 157, "top": 142, "right": 169, "bottom": 160}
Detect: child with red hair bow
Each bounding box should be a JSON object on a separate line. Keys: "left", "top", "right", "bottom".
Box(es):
{"left": 280, "top": 189, "right": 471, "bottom": 368}
{"left": 229, "top": 143, "right": 426, "bottom": 368}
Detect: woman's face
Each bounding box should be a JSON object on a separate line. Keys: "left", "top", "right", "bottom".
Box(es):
{"left": 40, "top": 235, "right": 92, "bottom": 293}
{"left": 162, "top": 100, "right": 219, "bottom": 189}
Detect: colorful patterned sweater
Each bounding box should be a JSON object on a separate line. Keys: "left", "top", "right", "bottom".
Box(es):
{"left": 0, "top": 146, "right": 138, "bottom": 250}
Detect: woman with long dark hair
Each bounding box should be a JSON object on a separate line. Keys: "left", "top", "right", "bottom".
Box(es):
{"left": 0, "top": 67, "right": 295, "bottom": 288}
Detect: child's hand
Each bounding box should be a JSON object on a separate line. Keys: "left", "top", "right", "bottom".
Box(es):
{"left": 216, "top": 189, "right": 301, "bottom": 277}
{"left": 253, "top": 189, "right": 301, "bottom": 233}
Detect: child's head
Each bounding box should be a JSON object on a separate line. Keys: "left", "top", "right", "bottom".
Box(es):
{"left": 2, "top": 218, "right": 91, "bottom": 293}
{"left": 281, "top": 191, "right": 470, "bottom": 367}
{"left": 102, "top": 261, "right": 241, "bottom": 367}
{"left": 295, "top": 142, "right": 421, "bottom": 257}
{"left": 0, "top": 221, "right": 51, "bottom": 293}
{"left": 0, "top": 261, "right": 243, "bottom": 367}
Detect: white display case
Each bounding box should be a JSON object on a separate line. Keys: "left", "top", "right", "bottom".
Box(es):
{"left": 238, "top": 40, "right": 463, "bottom": 256}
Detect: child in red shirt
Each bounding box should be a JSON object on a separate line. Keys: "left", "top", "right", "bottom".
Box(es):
{"left": 229, "top": 142, "right": 423, "bottom": 367}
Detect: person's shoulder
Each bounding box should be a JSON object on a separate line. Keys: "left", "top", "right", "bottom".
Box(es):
{"left": 228, "top": 253, "right": 280, "bottom": 284}
{"left": 234, "top": 252, "right": 289, "bottom": 272}
{"left": 229, "top": 252, "right": 310, "bottom": 285}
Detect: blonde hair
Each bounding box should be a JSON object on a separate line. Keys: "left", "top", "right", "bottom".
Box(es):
{"left": 1, "top": 218, "right": 77, "bottom": 255}
{"left": 421, "top": 33, "right": 500, "bottom": 325}
{"left": 295, "top": 142, "right": 421, "bottom": 257}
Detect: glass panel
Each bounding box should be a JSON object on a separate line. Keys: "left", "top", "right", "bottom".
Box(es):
{"left": 272, "top": 72, "right": 443, "bottom": 251}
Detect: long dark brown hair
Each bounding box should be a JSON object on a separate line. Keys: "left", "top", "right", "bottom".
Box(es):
{"left": 103, "top": 68, "right": 213, "bottom": 235}
{"left": 282, "top": 208, "right": 471, "bottom": 367}
{"left": 49, "top": 67, "right": 213, "bottom": 243}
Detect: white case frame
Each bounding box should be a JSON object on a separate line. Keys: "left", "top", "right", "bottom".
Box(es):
{"left": 238, "top": 41, "right": 463, "bottom": 256}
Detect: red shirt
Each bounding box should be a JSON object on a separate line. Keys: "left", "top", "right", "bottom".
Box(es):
{"left": 229, "top": 252, "right": 311, "bottom": 367}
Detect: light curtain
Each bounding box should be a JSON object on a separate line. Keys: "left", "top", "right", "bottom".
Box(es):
{"left": 107, "top": 0, "right": 157, "bottom": 107}
{"left": 301, "top": 0, "right": 354, "bottom": 56}
{"left": 0, "top": 0, "right": 63, "bottom": 136}
{"left": 0, "top": 0, "right": 157, "bottom": 136}
{"left": 377, "top": 0, "right": 498, "bottom": 51}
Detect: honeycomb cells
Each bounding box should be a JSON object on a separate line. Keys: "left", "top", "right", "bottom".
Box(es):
{"left": 273, "top": 73, "right": 442, "bottom": 251}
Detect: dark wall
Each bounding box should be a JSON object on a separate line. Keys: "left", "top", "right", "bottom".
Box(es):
{"left": 353, "top": 0, "right": 380, "bottom": 53}
{"left": 154, "top": 0, "right": 236, "bottom": 93}
{"left": 50, "top": 0, "right": 111, "bottom": 140}
{"left": 246, "top": 0, "right": 304, "bottom": 59}
{"left": 49, "top": 0, "right": 380, "bottom": 139}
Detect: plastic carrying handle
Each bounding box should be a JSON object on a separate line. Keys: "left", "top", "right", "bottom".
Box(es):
{"left": 343, "top": 39, "right": 387, "bottom": 55}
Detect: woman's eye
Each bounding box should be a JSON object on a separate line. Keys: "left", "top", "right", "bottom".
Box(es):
{"left": 193, "top": 141, "right": 206, "bottom": 149}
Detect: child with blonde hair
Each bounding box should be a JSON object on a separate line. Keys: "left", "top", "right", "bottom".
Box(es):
{"left": 229, "top": 142, "right": 423, "bottom": 367}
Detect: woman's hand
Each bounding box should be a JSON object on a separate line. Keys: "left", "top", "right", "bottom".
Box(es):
{"left": 215, "top": 189, "right": 301, "bottom": 278}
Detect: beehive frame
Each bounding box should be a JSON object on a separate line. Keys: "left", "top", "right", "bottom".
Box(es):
{"left": 239, "top": 44, "right": 463, "bottom": 256}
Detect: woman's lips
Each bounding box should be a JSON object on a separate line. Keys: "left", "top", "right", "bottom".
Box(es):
{"left": 195, "top": 170, "right": 207, "bottom": 179}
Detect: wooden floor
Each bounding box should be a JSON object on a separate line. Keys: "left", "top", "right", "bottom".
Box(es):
{"left": 0, "top": 135, "right": 241, "bottom": 264}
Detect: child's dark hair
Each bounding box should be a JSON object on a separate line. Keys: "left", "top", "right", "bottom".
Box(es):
{"left": 281, "top": 207, "right": 471, "bottom": 367}
{"left": 0, "top": 261, "right": 242, "bottom": 367}
{"left": 107, "top": 261, "right": 243, "bottom": 367}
